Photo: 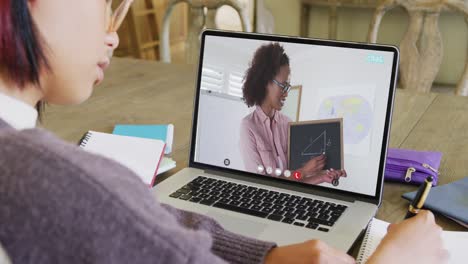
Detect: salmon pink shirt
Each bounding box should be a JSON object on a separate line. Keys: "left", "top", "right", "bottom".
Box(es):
{"left": 240, "top": 106, "right": 292, "bottom": 174}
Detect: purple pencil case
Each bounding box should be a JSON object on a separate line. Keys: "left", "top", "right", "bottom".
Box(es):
{"left": 384, "top": 148, "right": 442, "bottom": 186}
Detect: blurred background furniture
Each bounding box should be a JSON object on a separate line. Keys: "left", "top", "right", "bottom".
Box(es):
{"left": 112, "top": 0, "right": 467, "bottom": 95}
{"left": 300, "top": 0, "right": 379, "bottom": 39}
{"left": 296, "top": 0, "right": 466, "bottom": 94}
{"left": 160, "top": 0, "right": 252, "bottom": 64}
{"left": 114, "top": 0, "right": 189, "bottom": 60}
{"left": 124, "top": 0, "right": 161, "bottom": 59}
{"left": 114, "top": 0, "right": 274, "bottom": 63}
{"left": 368, "top": 0, "right": 468, "bottom": 95}
{"left": 255, "top": 0, "right": 275, "bottom": 33}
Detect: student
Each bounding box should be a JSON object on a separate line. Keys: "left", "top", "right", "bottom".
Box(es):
{"left": 239, "top": 43, "right": 347, "bottom": 185}
{"left": 0, "top": 1, "right": 447, "bottom": 264}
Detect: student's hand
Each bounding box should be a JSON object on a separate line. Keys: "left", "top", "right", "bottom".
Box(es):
{"left": 300, "top": 154, "right": 327, "bottom": 177}
{"left": 367, "top": 210, "right": 448, "bottom": 264}
{"left": 264, "top": 240, "right": 355, "bottom": 264}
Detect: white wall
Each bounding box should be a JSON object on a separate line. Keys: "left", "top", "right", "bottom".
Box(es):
{"left": 196, "top": 91, "right": 251, "bottom": 169}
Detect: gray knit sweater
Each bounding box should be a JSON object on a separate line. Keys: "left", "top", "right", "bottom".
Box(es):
{"left": 0, "top": 119, "right": 276, "bottom": 263}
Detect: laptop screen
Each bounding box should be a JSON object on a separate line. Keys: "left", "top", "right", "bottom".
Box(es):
{"left": 192, "top": 32, "right": 398, "bottom": 197}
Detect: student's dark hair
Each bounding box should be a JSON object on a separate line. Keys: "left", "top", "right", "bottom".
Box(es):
{"left": 0, "top": 0, "right": 49, "bottom": 116}
{"left": 242, "top": 42, "right": 289, "bottom": 107}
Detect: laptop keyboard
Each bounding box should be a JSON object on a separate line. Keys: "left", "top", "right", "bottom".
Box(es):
{"left": 169, "top": 176, "right": 347, "bottom": 231}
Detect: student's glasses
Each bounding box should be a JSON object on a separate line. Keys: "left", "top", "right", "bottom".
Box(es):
{"left": 272, "top": 79, "right": 292, "bottom": 94}
{"left": 106, "top": 0, "right": 134, "bottom": 32}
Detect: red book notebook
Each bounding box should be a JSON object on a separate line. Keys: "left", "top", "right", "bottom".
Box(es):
{"left": 79, "top": 131, "right": 166, "bottom": 187}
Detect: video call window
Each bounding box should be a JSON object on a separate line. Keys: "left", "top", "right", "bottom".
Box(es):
{"left": 194, "top": 36, "right": 395, "bottom": 196}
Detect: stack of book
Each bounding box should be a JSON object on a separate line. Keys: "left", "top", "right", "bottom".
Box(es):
{"left": 113, "top": 124, "right": 177, "bottom": 175}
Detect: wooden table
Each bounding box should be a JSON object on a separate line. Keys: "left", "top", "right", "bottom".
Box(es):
{"left": 43, "top": 58, "right": 467, "bottom": 233}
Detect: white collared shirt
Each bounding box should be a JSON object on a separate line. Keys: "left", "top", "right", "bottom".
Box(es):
{"left": 0, "top": 92, "right": 38, "bottom": 130}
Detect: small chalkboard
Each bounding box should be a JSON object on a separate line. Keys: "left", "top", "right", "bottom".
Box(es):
{"left": 288, "top": 118, "right": 343, "bottom": 171}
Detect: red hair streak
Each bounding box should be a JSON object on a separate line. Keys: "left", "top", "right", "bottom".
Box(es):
{"left": 0, "top": 0, "right": 17, "bottom": 78}
{"left": 0, "top": 0, "right": 48, "bottom": 88}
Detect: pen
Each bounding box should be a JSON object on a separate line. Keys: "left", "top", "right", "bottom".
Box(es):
{"left": 404, "top": 175, "right": 433, "bottom": 219}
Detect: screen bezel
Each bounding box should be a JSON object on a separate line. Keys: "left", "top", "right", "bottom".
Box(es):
{"left": 188, "top": 30, "right": 399, "bottom": 203}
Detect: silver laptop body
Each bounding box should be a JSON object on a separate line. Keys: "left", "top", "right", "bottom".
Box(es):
{"left": 154, "top": 30, "right": 399, "bottom": 251}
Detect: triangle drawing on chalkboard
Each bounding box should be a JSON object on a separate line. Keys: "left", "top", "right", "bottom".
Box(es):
{"left": 301, "top": 130, "right": 326, "bottom": 156}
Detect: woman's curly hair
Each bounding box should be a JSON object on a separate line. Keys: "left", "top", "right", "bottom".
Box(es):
{"left": 242, "top": 42, "right": 289, "bottom": 107}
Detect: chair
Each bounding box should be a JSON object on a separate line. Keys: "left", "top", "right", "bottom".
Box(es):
{"left": 367, "top": 0, "right": 468, "bottom": 95}
{"left": 255, "top": 0, "right": 275, "bottom": 34}
{"left": 119, "top": 0, "right": 161, "bottom": 59}
{"left": 160, "top": 0, "right": 252, "bottom": 64}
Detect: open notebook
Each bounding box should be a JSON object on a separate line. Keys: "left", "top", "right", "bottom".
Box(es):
{"left": 79, "top": 131, "right": 166, "bottom": 186}
{"left": 357, "top": 218, "right": 468, "bottom": 264}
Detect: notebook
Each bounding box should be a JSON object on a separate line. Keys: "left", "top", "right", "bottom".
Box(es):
{"left": 79, "top": 131, "right": 166, "bottom": 186}
{"left": 113, "top": 124, "right": 174, "bottom": 154}
{"left": 402, "top": 177, "right": 468, "bottom": 226}
{"left": 357, "top": 218, "right": 468, "bottom": 264}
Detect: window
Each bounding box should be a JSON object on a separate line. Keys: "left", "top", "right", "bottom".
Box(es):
{"left": 228, "top": 71, "right": 244, "bottom": 97}
{"left": 201, "top": 66, "right": 244, "bottom": 98}
{"left": 201, "top": 66, "right": 224, "bottom": 93}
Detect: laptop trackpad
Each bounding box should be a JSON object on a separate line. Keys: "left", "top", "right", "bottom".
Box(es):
{"left": 206, "top": 210, "right": 267, "bottom": 238}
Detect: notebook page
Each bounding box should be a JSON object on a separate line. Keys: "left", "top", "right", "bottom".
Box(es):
{"left": 442, "top": 231, "right": 468, "bottom": 264}
{"left": 356, "top": 218, "right": 389, "bottom": 264}
{"left": 158, "top": 157, "right": 176, "bottom": 175}
{"left": 357, "top": 218, "right": 468, "bottom": 264}
{"left": 113, "top": 124, "right": 174, "bottom": 154}
{"left": 80, "top": 131, "right": 165, "bottom": 185}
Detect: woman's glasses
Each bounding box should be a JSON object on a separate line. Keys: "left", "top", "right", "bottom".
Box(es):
{"left": 272, "top": 79, "right": 292, "bottom": 94}
{"left": 106, "top": 0, "right": 134, "bottom": 32}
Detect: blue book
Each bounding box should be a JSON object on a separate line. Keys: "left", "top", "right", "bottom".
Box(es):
{"left": 113, "top": 124, "right": 174, "bottom": 154}
{"left": 402, "top": 177, "right": 468, "bottom": 226}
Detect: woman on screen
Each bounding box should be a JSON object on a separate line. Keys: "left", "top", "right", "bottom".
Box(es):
{"left": 239, "top": 43, "right": 347, "bottom": 185}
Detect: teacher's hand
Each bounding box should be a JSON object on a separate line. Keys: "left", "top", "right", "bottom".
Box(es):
{"left": 302, "top": 169, "right": 347, "bottom": 185}
{"left": 299, "top": 154, "right": 327, "bottom": 177}
{"left": 320, "top": 168, "right": 347, "bottom": 184}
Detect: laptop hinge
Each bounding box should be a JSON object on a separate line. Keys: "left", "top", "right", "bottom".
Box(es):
{"left": 204, "top": 169, "right": 362, "bottom": 203}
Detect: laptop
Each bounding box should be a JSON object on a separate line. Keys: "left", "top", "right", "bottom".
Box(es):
{"left": 154, "top": 30, "right": 399, "bottom": 251}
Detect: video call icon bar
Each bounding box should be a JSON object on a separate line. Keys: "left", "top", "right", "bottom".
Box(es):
{"left": 257, "top": 165, "right": 300, "bottom": 180}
